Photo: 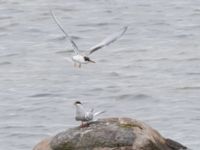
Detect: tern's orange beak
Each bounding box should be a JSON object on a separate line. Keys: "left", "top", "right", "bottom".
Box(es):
{"left": 89, "top": 60, "right": 95, "bottom": 63}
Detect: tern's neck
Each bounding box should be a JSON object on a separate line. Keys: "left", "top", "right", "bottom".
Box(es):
{"left": 75, "top": 104, "right": 85, "bottom": 113}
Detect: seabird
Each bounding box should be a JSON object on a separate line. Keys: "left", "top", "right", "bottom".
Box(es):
{"left": 50, "top": 10, "right": 128, "bottom": 68}
{"left": 74, "top": 101, "right": 105, "bottom": 127}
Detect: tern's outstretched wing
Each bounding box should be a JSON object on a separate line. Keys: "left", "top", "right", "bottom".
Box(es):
{"left": 50, "top": 10, "right": 79, "bottom": 54}
{"left": 87, "top": 26, "right": 128, "bottom": 55}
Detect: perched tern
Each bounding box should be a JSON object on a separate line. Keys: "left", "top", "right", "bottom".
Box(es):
{"left": 74, "top": 101, "right": 105, "bottom": 127}
{"left": 50, "top": 10, "right": 128, "bottom": 68}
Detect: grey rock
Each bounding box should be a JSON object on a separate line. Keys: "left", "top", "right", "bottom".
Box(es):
{"left": 33, "top": 138, "right": 52, "bottom": 150}
{"left": 33, "top": 117, "right": 188, "bottom": 150}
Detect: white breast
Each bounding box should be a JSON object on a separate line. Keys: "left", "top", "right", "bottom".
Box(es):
{"left": 72, "top": 55, "right": 87, "bottom": 64}
{"left": 75, "top": 105, "right": 85, "bottom": 121}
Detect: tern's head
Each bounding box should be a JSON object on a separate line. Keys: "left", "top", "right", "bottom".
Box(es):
{"left": 84, "top": 56, "right": 95, "bottom": 63}
{"left": 74, "top": 101, "right": 82, "bottom": 105}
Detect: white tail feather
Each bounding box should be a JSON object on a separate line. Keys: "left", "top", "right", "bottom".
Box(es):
{"left": 94, "top": 110, "right": 106, "bottom": 117}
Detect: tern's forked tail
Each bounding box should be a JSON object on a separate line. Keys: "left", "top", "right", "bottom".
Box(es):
{"left": 94, "top": 110, "right": 106, "bottom": 117}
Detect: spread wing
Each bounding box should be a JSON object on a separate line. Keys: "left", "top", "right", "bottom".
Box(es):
{"left": 87, "top": 26, "right": 128, "bottom": 55}
{"left": 50, "top": 10, "right": 79, "bottom": 54}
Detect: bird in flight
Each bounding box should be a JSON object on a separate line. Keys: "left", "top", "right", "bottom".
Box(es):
{"left": 50, "top": 10, "right": 128, "bottom": 68}
{"left": 74, "top": 101, "right": 105, "bottom": 127}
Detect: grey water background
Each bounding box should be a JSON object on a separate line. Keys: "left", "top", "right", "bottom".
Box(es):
{"left": 0, "top": 0, "right": 200, "bottom": 149}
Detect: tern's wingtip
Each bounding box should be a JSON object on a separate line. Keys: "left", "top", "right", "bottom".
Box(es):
{"left": 123, "top": 26, "right": 128, "bottom": 31}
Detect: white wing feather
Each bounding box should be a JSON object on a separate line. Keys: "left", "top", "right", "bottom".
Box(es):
{"left": 50, "top": 10, "right": 79, "bottom": 54}
{"left": 88, "top": 26, "right": 128, "bottom": 55}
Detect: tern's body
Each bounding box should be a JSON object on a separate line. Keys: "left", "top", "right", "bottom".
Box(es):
{"left": 74, "top": 101, "right": 105, "bottom": 126}
{"left": 72, "top": 55, "right": 87, "bottom": 64}
{"left": 72, "top": 55, "right": 95, "bottom": 67}
{"left": 75, "top": 102, "right": 93, "bottom": 122}
{"left": 72, "top": 55, "right": 87, "bottom": 68}
{"left": 50, "top": 10, "right": 127, "bottom": 68}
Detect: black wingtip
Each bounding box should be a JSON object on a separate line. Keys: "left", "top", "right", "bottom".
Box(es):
{"left": 123, "top": 26, "right": 128, "bottom": 33}
{"left": 124, "top": 26, "right": 128, "bottom": 29}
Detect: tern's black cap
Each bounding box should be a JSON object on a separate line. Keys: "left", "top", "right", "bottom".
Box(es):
{"left": 84, "top": 56, "right": 90, "bottom": 61}
{"left": 74, "top": 101, "right": 82, "bottom": 104}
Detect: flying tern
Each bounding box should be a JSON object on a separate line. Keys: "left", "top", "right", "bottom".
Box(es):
{"left": 74, "top": 101, "right": 105, "bottom": 127}
{"left": 50, "top": 10, "right": 128, "bottom": 68}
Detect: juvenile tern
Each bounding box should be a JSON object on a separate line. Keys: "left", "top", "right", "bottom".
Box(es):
{"left": 74, "top": 101, "right": 105, "bottom": 127}
{"left": 50, "top": 10, "right": 128, "bottom": 68}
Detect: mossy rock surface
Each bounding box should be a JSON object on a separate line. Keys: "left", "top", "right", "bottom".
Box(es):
{"left": 33, "top": 117, "right": 188, "bottom": 150}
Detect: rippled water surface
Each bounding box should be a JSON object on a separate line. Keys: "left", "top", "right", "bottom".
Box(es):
{"left": 0, "top": 0, "right": 200, "bottom": 149}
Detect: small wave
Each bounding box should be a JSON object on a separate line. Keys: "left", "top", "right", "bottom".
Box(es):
{"left": 98, "top": 58, "right": 108, "bottom": 63}
{"left": 56, "top": 49, "right": 74, "bottom": 54}
{"left": 77, "top": 22, "right": 116, "bottom": 27}
{"left": 135, "top": 58, "right": 169, "bottom": 62}
{"left": 0, "top": 16, "right": 13, "bottom": 20}
{"left": 27, "top": 28, "right": 43, "bottom": 33}
{"left": 123, "top": 74, "right": 138, "bottom": 79}
{"left": 51, "top": 35, "right": 81, "bottom": 42}
{"left": 155, "top": 58, "right": 169, "bottom": 61}
{"left": 0, "top": 53, "right": 18, "bottom": 58}
{"left": 134, "top": 94, "right": 150, "bottom": 99}
{"left": 137, "top": 4, "right": 151, "bottom": 7}
{"left": 106, "top": 85, "right": 116, "bottom": 89}
{"left": 168, "top": 57, "right": 200, "bottom": 62}
{"left": 6, "top": 22, "right": 19, "bottom": 28}
{"left": 115, "top": 93, "right": 150, "bottom": 101}
{"left": 29, "top": 93, "right": 59, "bottom": 98}
{"left": 194, "top": 8, "right": 200, "bottom": 12}
{"left": 152, "top": 22, "right": 170, "bottom": 26}
{"left": 90, "top": 87, "right": 103, "bottom": 92}
{"left": 105, "top": 10, "right": 112, "bottom": 13}
{"left": 186, "top": 72, "right": 200, "bottom": 75}
{"left": 5, "top": 132, "right": 48, "bottom": 138}
{"left": 0, "top": 124, "right": 32, "bottom": 130}
{"left": 122, "top": 65, "right": 131, "bottom": 69}
{"left": 70, "top": 35, "right": 81, "bottom": 40}
{"left": 95, "top": 22, "right": 111, "bottom": 26}
{"left": 177, "top": 52, "right": 186, "bottom": 55}
{"left": 50, "top": 35, "right": 66, "bottom": 41}
{"left": 0, "top": 61, "right": 11, "bottom": 65}
{"left": 186, "top": 58, "right": 200, "bottom": 62}
{"left": 108, "top": 72, "right": 119, "bottom": 77}
{"left": 60, "top": 7, "right": 75, "bottom": 12}
{"left": 174, "top": 34, "right": 194, "bottom": 38}
{"left": 119, "top": 49, "right": 148, "bottom": 54}
{"left": 189, "top": 12, "right": 200, "bottom": 17}
{"left": 176, "top": 86, "right": 200, "bottom": 90}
